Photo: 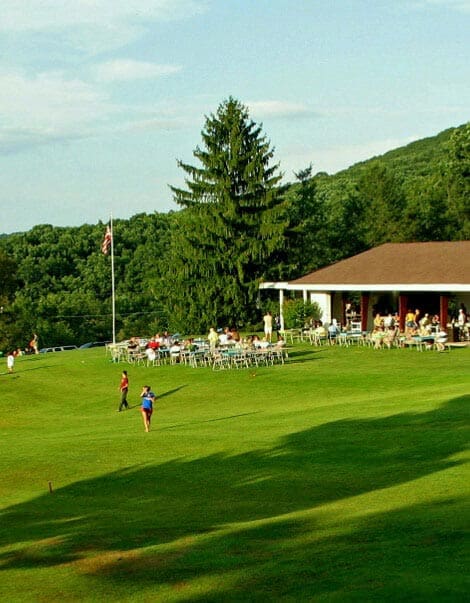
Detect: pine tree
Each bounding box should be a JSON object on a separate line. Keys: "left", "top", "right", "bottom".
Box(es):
{"left": 168, "top": 97, "right": 287, "bottom": 333}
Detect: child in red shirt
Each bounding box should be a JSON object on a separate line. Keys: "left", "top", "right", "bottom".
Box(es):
{"left": 118, "top": 370, "right": 129, "bottom": 411}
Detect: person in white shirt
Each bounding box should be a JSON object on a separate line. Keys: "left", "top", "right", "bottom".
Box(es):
{"left": 263, "top": 311, "right": 273, "bottom": 342}
{"left": 208, "top": 327, "right": 219, "bottom": 351}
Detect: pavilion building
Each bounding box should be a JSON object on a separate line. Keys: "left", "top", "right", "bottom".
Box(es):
{"left": 259, "top": 241, "right": 470, "bottom": 332}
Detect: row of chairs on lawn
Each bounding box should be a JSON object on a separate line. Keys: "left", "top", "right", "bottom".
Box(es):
{"left": 308, "top": 331, "right": 365, "bottom": 347}
{"left": 210, "top": 347, "right": 288, "bottom": 370}
{"left": 147, "top": 347, "right": 288, "bottom": 370}
{"left": 107, "top": 343, "right": 289, "bottom": 369}
{"left": 282, "top": 328, "right": 366, "bottom": 347}
{"left": 307, "top": 330, "right": 451, "bottom": 351}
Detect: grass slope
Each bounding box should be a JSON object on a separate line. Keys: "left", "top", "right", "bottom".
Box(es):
{"left": 0, "top": 345, "right": 469, "bottom": 602}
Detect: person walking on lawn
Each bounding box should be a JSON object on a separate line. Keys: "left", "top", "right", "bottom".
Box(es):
{"left": 7, "top": 351, "right": 15, "bottom": 374}
{"left": 118, "top": 370, "right": 129, "bottom": 411}
{"left": 140, "top": 385, "right": 156, "bottom": 432}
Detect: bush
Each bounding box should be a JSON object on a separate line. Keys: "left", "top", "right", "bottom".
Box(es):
{"left": 282, "top": 299, "right": 322, "bottom": 329}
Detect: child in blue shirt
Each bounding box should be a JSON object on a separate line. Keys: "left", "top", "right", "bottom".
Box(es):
{"left": 140, "top": 385, "right": 156, "bottom": 432}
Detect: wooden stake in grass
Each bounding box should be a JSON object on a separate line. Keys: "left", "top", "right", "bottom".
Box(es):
{"left": 48, "top": 481, "right": 53, "bottom": 494}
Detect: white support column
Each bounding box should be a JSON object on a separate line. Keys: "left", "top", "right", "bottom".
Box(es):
{"left": 303, "top": 289, "right": 308, "bottom": 303}
{"left": 310, "top": 292, "right": 331, "bottom": 325}
{"left": 279, "top": 289, "right": 285, "bottom": 331}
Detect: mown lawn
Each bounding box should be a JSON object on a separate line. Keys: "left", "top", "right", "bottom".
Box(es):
{"left": 0, "top": 344, "right": 469, "bottom": 602}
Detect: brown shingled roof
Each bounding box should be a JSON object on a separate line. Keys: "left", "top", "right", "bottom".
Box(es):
{"left": 290, "top": 242, "right": 470, "bottom": 286}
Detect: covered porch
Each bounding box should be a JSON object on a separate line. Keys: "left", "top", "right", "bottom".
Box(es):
{"left": 259, "top": 242, "right": 470, "bottom": 334}
{"left": 259, "top": 282, "right": 459, "bottom": 333}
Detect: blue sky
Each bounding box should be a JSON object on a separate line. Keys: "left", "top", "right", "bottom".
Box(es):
{"left": 1, "top": 0, "right": 469, "bottom": 234}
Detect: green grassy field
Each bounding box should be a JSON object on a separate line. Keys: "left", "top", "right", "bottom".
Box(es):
{"left": 1, "top": 344, "right": 469, "bottom": 602}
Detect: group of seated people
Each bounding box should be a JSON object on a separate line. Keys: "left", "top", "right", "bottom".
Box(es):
{"left": 128, "top": 329, "right": 286, "bottom": 365}
{"left": 207, "top": 326, "right": 241, "bottom": 348}
{"left": 127, "top": 332, "right": 175, "bottom": 351}
{"left": 403, "top": 309, "right": 440, "bottom": 337}
{"left": 208, "top": 326, "right": 285, "bottom": 351}
{"left": 373, "top": 309, "right": 448, "bottom": 350}
{"left": 307, "top": 310, "right": 449, "bottom": 350}
{"left": 370, "top": 324, "right": 401, "bottom": 349}
{"left": 127, "top": 304, "right": 465, "bottom": 360}
{"left": 310, "top": 319, "right": 357, "bottom": 342}
{"left": 246, "top": 334, "right": 286, "bottom": 350}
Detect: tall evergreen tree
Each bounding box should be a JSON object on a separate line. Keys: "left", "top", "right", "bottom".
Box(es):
{"left": 168, "top": 97, "right": 287, "bottom": 332}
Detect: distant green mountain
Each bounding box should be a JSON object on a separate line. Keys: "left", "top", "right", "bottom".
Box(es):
{"left": 314, "top": 124, "right": 464, "bottom": 190}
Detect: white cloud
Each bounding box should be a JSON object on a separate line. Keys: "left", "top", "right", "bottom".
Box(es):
{"left": 0, "top": 0, "right": 208, "bottom": 32}
{"left": 0, "top": 127, "right": 88, "bottom": 154}
{"left": 93, "top": 60, "right": 181, "bottom": 82}
{"left": 0, "top": 71, "right": 108, "bottom": 128}
{"left": 0, "top": 70, "right": 111, "bottom": 152}
{"left": 415, "top": 0, "right": 470, "bottom": 13}
{"left": 0, "top": 1, "right": 208, "bottom": 55}
{"left": 0, "top": 66, "right": 191, "bottom": 153}
{"left": 247, "top": 100, "right": 319, "bottom": 119}
{"left": 0, "top": 1, "right": 205, "bottom": 152}
{"left": 125, "top": 118, "right": 187, "bottom": 132}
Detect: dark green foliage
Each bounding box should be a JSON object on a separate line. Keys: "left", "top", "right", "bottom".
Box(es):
{"left": 282, "top": 298, "right": 322, "bottom": 329}
{"left": 0, "top": 249, "right": 19, "bottom": 351}
{"left": 168, "top": 97, "right": 288, "bottom": 332}
{"left": 444, "top": 123, "right": 470, "bottom": 239}
{"left": 356, "top": 161, "right": 406, "bottom": 247}
{"left": 402, "top": 175, "right": 449, "bottom": 241}
{"left": 0, "top": 248, "right": 17, "bottom": 302}
{"left": 331, "top": 126, "right": 457, "bottom": 185}
{"left": 314, "top": 121, "right": 469, "bottom": 260}
{"left": 281, "top": 165, "right": 329, "bottom": 278}
{"left": 315, "top": 174, "right": 368, "bottom": 263}
{"left": 0, "top": 214, "right": 172, "bottom": 350}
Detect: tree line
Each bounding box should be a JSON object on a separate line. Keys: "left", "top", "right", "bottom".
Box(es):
{"left": 1, "top": 98, "right": 468, "bottom": 351}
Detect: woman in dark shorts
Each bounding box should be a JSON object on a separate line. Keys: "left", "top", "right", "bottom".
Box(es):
{"left": 118, "top": 370, "right": 129, "bottom": 411}
{"left": 140, "top": 385, "right": 156, "bottom": 432}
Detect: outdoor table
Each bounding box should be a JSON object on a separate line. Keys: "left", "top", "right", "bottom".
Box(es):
{"left": 404, "top": 335, "right": 435, "bottom": 351}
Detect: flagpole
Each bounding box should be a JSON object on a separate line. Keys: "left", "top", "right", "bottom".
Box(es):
{"left": 110, "top": 215, "right": 116, "bottom": 345}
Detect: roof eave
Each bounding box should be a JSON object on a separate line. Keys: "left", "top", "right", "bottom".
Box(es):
{"left": 260, "top": 283, "right": 470, "bottom": 292}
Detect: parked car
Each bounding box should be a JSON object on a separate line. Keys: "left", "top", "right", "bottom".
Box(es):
{"left": 79, "top": 341, "right": 111, "bottom": 349}
{"left": 39, "top": 345, "right": 78, "bottom": 353}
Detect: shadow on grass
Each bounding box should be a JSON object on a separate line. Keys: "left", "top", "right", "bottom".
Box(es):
{"left": 158, "top": 385, "right": 188, "bottom": 400}
{"left": 285, "top": 348, "right": 326, "bottom": 365}
{"left": 128, "top": 385, "right": 188, "bottom": 409}
{"left": 161, "top": 411, "right": 262, "bottom": 430}
{"left": 153, "top": 496, "right": 469, "bottom": 602}
{"left": 0, "top": 395, "right": 468, "bottom": 598}
{"left": 11, "top": 365, "right": 53, "bottom": 373}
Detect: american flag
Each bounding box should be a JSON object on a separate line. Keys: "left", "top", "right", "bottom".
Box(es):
{"left": 101, "top": 225, "right": 112, "bottom": 254}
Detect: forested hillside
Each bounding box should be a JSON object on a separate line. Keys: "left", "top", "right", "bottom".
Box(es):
{"left": 329, "top": 126, "right": 456, "bottom": 183}
{"left": 1, "top": 108, "right": 468, "bottom": 351}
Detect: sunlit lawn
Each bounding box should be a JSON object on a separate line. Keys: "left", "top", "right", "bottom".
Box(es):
{"left": 0, "top": 343, "right": 469, "bottom": 601}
